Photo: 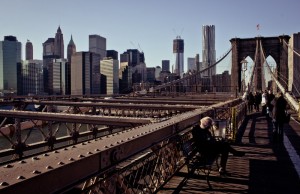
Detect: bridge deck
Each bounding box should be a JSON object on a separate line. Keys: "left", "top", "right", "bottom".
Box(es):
{"left": 159, "top": 112, "right": 300, "bottom": 193}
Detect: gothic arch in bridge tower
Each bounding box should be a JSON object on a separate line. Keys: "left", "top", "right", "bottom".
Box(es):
{"left": 230, "top": 35, "right": 290, "bottom": 93}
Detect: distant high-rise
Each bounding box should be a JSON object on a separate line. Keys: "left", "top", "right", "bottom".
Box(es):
{"left": 202, "top": 25, "right": 216, "bottom": 77}
{"left": 54, "top": 26, "right": 64, "bottom": 58}
{"left": 120, "top": 49, "right": 147, "bottom": 84}
{"left": 66, "top": 35, "right": 76, "bottom": 95}
{"left": 43, "top": 38, "right": 55, "bottom": 94}
{"left": 67, "top": 35, "right": 76, "bottom": 62}
{"left": 162, "top": 60, "right": 170, "bottom": 72}
{"left": 187, "top": 57, "right": 196, "bottom": 72}
{"left": 100, "top": 55, "right": 119, "bottom": 95}
{"left": 89, "top": 35, "right": 106, "bottom": 60}
{"left": 173, "top": 36, "right": 184, "bottom": 77}
{"left": 71, "top": 52, "right": 101, "bottom": 95}
{"left": 21, "top": 60, "right": 43, "bottom": 95}
{"left": 0, "top": 36, "right": 22, "bottom": 94}
{"left": 25, "top": 40, "right": 33, "bottom": 60}
{"left": 107, "top": 50, "right": 118, "bottom": 60}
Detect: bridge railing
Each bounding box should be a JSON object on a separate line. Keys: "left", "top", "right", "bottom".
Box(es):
{"left": 63, "top": 100, "right": 247, "bottom": 193}
{"left": 0, "top": 98, "right": 245, "bottom": 194}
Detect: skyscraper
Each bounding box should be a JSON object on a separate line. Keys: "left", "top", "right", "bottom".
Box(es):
{"left": 0, "top": 36, "right": 22, "bottom": 94}
{"left": 187, "top": 57, "right": 196, "bottom": 72}
{"left": 43, "top": 38, "right": 55, "bottom": 94}
{"left": 100, "top": 53, "right": 119, "bottom": 95}
{"left": 202, "top": 25, "right": 216, "bottom": 77}
{"left": 54, "top": 26, "right": 64, "bottom": 59}
{"left": 67, "top": 35, "right": 76, "bottom": 62}
{"left": 89, "top": 35, "right": 106, "bottom": 60}
{"left": 66, "top": 35, "right": 76, "bottom": 95}
{"left": 25, "top": 40, "right": 33, "bottom": 60}
{"left": 173, "top": 36, "right": 184, "bottom": 77}
{"left": 120, "top": 49, "right": 147, "bottom": 84}
{"left": 71, "top": 52, "right": 101, "bottom": 95}
{"left": 21, "top": 60, "right": 43, "bottom": 95}
{"left": 162, "top": 60, "right": 170, "bottom": 72}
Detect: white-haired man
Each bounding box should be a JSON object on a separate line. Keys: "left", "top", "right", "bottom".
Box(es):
{"left": 192, "top": 116, "right": 245, "bottom": 175}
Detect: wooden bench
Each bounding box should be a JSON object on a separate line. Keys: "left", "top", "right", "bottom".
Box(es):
{"left": 180, "top": 138, "right": 219, "bottom": 190}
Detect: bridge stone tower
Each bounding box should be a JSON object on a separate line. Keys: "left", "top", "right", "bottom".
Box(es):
{"left": 230, "top": 35, "right": 290, "bottom": 93}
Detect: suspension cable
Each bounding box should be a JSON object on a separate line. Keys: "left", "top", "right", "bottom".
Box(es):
{"left": 259, "top": 39, "right": 299, "bottom": 112}
{"left": 247, "top": 38, "right": 259, "bottom": 92}
{"left": 283, "top": 39, "right": 300, "bottom": 57}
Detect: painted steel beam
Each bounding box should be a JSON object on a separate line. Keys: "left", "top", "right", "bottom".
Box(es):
{"left": 0, "top": 110, "right": 152, "bottom": 127}
{"left": 0, "top": 99, "right": 241, "bottom": 194}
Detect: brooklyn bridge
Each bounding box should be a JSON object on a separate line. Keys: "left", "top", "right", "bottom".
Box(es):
{"left": 0, "top": 35, "right": 300, "bottom": 193}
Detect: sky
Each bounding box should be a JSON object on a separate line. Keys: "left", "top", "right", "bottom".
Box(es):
{"left": 0, "top": 0, "right": 299, "bottom": 74}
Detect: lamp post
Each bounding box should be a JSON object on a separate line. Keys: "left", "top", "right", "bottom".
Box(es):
{"left": 240, "top": 59, "right": 248, "bottom": 93}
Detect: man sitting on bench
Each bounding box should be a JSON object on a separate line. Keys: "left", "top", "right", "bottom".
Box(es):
{"left": 192, "top": 116, "right": 245, "bottom": 176}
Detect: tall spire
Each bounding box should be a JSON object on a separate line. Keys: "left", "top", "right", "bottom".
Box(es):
{"left": 68, "top": 35, "right": 75, "bottom": 46}
{"left": 57, "top": 25, "right": 62, "bottom": 33}
{"left": 54, "top": 25, "right": 64, "bottom": 58}
{"left": 67, "top": 35, "right": 76, "bottom": 62}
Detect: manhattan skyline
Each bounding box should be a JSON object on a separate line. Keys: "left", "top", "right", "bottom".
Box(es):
{"left": 0, "top": 0, "right": 299, "bottom": 73}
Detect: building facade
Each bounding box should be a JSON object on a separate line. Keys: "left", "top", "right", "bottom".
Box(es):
{"left": 21, "top": 60, "right": 43, "bottom": 95}
{"left": 100, "top": 57, "right": 119, "bottom": 95}
{"left": 66, "top": 35, "right": 76, "bottom": 95}
{"left": 187, "top": 57, "right": 196, "bottom": 72}
{"left": 202, "top": 25, "right": 216, "bottom": 77}
{"left": 71, "top": 52, "right": 101, "bottom": 95}
{"left": 0, "top": 36, "right": 22, "bottom": 95}
{"left": 54, "top": 26, "right": 64, "bottom": 59}
{"left": 173, "top": 37, "right": 184, "bottom": 77}
{"left": 25, "top": 40, "right": 33, "bottom": 60}
{"left": 89, "top": 35, "right": 106, "bottom": 60}
{"left": 162, "top": 60, "right": 170, "bottom": 72}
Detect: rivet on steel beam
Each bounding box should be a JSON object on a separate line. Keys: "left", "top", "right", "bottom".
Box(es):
{"left": 72, "top": 145, "right": 76, "bottom": 148}
{"left": 105, "top": 145, "right": 109, "bottom": 148}
{"left": 64, "top": 148, "right": 68, "bottom": 151}
{"left": 87, "top": 152, "right": 92, "bottom": 155}
{"left": 69, "top": 158, "right": 75, "bottom": 161}
{"left": 121, "top": 140, "right": 124, "bottom": 142}
{"left": 32, "top": 170, "right": 41, "bottom": 174}
{"left": 17, "top": 176, "right": 25, "bottom": 180}
{"left": 110, "top": 144, "right": 114, "bottom": 146}
{"left": 94, "top": 139, "right": 98, "bottom": 141}
{"left": 54, "top": 150, "right": 59, "bottom": 153}
{"left": 82, "top": 142, "right": 86, "bottom": 145}
{"left": 78, "top": 155, "right": 85, "bottom": 158}
{"left": 32, "top": 157, "right": 40, "bottom": 160}
{"left": 19, "top": 160, "right": 26, "bottom": 164}
{"left": 87, "top": 141, "right": 91, "bottom": 143}
{"left": 46, "top": 166, "right": 53, "bottom": 170}
{"left": 127, "top": 138, "right": 130, "bottom": 140}
{"left": 58, "top": 162, "right": 65, "bottom": 165}
{"left": 95, "top": 149, "right": 100, "bottom": 152}
{"left": 43, "top": 153, "right": 49, "bottom": 156}
{"left": 0, "top": 182, "right": 9, "bottom": 186}
{"left": 4, "top": 164, "right": 13, "bottom": 168}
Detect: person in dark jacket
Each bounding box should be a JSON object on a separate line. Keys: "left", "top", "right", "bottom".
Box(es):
{"left": 192, "top": 117, "right": 245, "bottom": 175}
{"left": 247, "top": 92, "right": 255, "bottom": 113}
{"left": 272, "top": 92, "right": 288, "bottom": 142}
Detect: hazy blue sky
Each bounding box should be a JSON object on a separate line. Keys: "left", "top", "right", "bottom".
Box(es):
{"left": 0, "top": 0, "right": 299, "bottom": 73}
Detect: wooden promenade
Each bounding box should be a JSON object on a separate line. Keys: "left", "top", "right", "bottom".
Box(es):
{"left": 158, "top": 111, "right": 300, "bottom": 194}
